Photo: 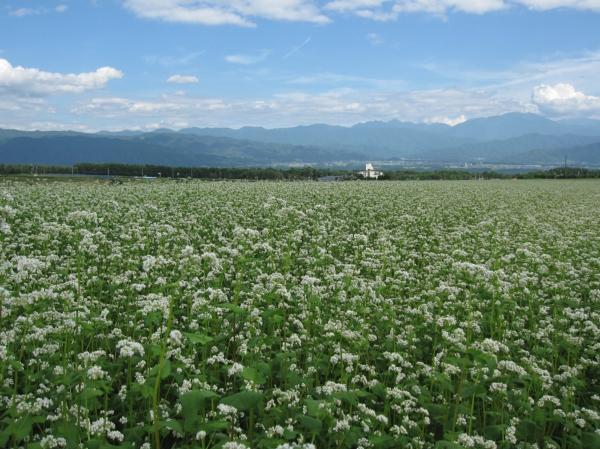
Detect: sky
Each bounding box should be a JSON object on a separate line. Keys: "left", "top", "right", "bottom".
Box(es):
{"left": 1, "top": 0, "right": 600, "bottom": 131}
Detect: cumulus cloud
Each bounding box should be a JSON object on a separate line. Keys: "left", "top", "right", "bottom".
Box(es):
{"left": 0, "top": 59, "right": 123, "bottom": 96}
{"left": 532, "top": 83, "right": 600, "bottom": 116}
{"left": 122, "top": 0, "right": 329, "bottom": 27}
{"left": 167, "top": 75, "right": 199, "bottom": 84}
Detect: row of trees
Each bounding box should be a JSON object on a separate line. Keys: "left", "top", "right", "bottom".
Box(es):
{"left": 516, "top": 167, "right": 600, "bottom": 179}
{"left": 1, "top": 163, "right": 599, "bottom": 180}
{"left": 0, "top": 163, "right": 346, "bottom": 180}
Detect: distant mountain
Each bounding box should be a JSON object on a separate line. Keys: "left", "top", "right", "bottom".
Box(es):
{"left": 448, "top": 113, "right": 564, "bottom": 140}
{"left": 179, "top": 113, "right": 600, "bottom": 159}
{"left": 1, "top": 113, "right": 600, "bottom": 167}
{"left": 556, "top": 118, "right": 600, "bottom": 136}
{"left": 514, "top": 142, "right": 600, "bottom": 165}
{"left": 0, "top": 134, "right": 365, "bottom": 166}
{"left": 180, "top": 123, "right": 474, "bottom": 158}
{"left": 419, "top": 133, "right": 600, "bottom": 163}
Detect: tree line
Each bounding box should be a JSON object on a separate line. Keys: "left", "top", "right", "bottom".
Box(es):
{"left": 1, "top": 163, "right": 599, "bottom": 180}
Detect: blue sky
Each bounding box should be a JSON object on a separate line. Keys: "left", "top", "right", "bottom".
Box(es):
{"left": 1, "top": 0, "right": 600, "bottom": 131}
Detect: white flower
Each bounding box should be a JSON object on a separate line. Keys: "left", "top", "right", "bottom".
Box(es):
{"left": 169, "top": 330, "right": 183, "bottom": 346}
{"left": 117, "top": 339, "right": 145, "bottom": 358}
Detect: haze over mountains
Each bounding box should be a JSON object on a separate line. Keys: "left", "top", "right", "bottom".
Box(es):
{"left": 2, "top": 113, "right": 600, "bottom": 168}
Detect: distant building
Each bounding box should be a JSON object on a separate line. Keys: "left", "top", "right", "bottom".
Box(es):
{"left": 358, "top": 163, "right": 383, "bottom": 180}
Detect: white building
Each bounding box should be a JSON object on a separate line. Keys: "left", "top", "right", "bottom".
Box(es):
{"left": 358, "top": 163, "right": 383, "bottom": 179}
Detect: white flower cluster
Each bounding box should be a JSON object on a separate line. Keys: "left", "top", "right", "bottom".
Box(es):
{"left": 116, "top": 339, "right": 145, "bottom": 358}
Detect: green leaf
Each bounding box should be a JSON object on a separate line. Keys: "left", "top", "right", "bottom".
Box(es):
{"left": 203, "top": 420, "right": 230, "bottom": 432}
{"left": 305, "top": 399, "right": 328, "bottom": 418}
{"left": 217, "top": 303, "right": 244, "bottom": 314}
{"left": 297, "top": 415, "right": 322, "bottom": 432}
{"left": 332, "top": 391, "right": 359, "bottom": 406}
{"left": 257, "top": 438, "right": 286, "bottom": 449}
{"left": 56, "top": 421, "right": 80, "bottom": 447}
{"left": 283, "top": 429, "right": 297, "bottom": 440}
{"left": 13, "top": 416, "right": 33, "bottom": 442}
{"left": 0, "top": 429, "right": 9, "bottom": 448}
{"left": 162, "top": 419, "right": 183, "bottom": 434}
{"left": 80, "top": 387, "right": 104, "bottom": 401}
{"left": 160, "top": 359, "right": 172, "bottom": 379}
{"left": 583, "top": 432, "right": 600, "bottom": 449}
{"left": 370, "top": 434, "right": 396, "bottom": 449}
{"left": 148, "top": 359, "right": 172, "bottom": 380}
{"left": 435, "top": 442, "right": 464, "bottom": 449}
{"left": 185, "top": 332, "right": 214, "bottom": 346}
{"left": 517, "top": 419, "right": 541, "bottom": 443}
{"left": 483, "top": 424, "right": 504, "bottom": 440}
{"left": 242, "top": 366, "right": 267, "bottom": 385}
{"left": 181, "top": 390, "right": 219, "bottom": 433}
{"left": 460, "top": 382, "right": 486, "bottom": 398}
{"left": 220, "top": 391, "right": 264, "bottom": 411}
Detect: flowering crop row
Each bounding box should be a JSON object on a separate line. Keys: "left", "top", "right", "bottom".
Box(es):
{"left": 0, "top": 179, "right": 599, "bottom": 449}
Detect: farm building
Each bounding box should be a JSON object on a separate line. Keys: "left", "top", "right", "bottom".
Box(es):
{"left": 358, "top": 163, "right": 383, "bottom": 179}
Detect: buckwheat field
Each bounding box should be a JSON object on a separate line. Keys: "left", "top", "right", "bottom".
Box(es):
{"left": 1, "top": 179, "right": 599, "bottom": 449}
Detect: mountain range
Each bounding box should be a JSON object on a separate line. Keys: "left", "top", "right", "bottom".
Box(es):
{"left": 2, "top": 113, "right": 600, "bottom": 167}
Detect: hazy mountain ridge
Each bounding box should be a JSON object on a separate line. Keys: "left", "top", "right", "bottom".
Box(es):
{"left": 2, "top": 113, "right": 600, "bottom": 167}
{"left": 0, "top": 134, "right": 365, "bottom": 166}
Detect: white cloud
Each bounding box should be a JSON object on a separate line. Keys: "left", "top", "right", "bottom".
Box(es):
{"left": 285, "top": 71, "right": 406, "bottom": 89}
{"left": 366, "top": 32, "right": 384, "bottom": 45}
{"left": 74, "top": 96, "right": 228, "bottom": 117}
{"left": 167, "top": 74, "right": 199, "bottom": 84}
{"left": 325, "top": 0, "right": 387, "bottom": 12}
{"left": 225, "top": 50, "right": 270, "bottom": 65}
{"left": 427, "top": 114, "right": 468, "bottom": 126}
{"left": 532, "top": 83, "right": 600, "bottom": 116}
{"left": 9, "top": 8, "right": 42, "bottom": 17}
{"left": 119, "top": 0, "right": 600, "bottom": 26}
{"left": 145, "top": 51, "right": 204, "bottom": 67}
{"left": 518, "top": 0, "right": 600, "bottom": 10}
{"left": 69, "top": 85, "right": 533, "bottom": 130}
{"left": 0, "top": 58, "right": 123, "bottom": 96}
{"left": 9, "top": 4, "right": 70, "bottom": 17}
{"left": 122, "top": 0, "right": 329, "bottom": 27}
{"left": 325, "top": 0, "right": 600, "bottom": 18}
{"left": 324, "top": 0, "right": 506, "bottom": 17}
